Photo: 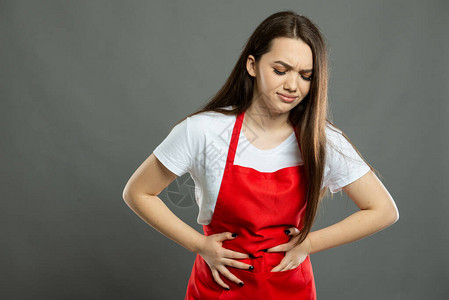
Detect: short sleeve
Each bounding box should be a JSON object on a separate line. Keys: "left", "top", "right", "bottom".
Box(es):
{"left": 323, "top": 124, "right": 371, "bottom": 193}
{"left": 153, "top": 117, "right": 193, "bottom": 177}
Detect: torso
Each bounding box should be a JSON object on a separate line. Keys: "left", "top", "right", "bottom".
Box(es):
{"left": 241, "top": 120, "right": 295, "bottom": 151}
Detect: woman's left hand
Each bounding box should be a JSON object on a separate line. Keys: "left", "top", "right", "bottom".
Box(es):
{"left": 267, "top": 226, "right": 312, "bottom": 272}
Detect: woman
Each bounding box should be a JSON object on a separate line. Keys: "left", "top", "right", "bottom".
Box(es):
{"left": 123, "top": 10, "right": 399, "bottom": 299}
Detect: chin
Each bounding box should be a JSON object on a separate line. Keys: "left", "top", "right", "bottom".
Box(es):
{"left": 269, "top": 104, "right": 292, "bottom": 115}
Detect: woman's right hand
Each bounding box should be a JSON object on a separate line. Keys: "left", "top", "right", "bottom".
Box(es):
{"left": 196, "top": 232, "right": 253, "bottom": 290}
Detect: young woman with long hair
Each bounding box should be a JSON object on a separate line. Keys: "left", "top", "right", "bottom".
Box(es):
{"left": 123, "top": 10, "right": 399, "bottom": 299}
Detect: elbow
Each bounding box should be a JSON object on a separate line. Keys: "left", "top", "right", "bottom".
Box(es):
{"left": 122, "top": 186, "right": 156, "bottom": 205}
{"left": 122, "top": 186, "right": 135, "bottom": 204}
{"left": 122, "top": 188, "right": 142, "bottom": 212}
{"left": 122, "top": 182, "right": 146, "bottom": 204}
{"left": 385, "top": 203, "right": 399, "bottom": 227}
{"left": 390, "top": 196, "right": 400, "bottom": 224}
{"left": 392, "top": 207, "right": 400, "bottom": 224}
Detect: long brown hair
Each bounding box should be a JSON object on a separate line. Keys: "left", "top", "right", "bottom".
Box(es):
{"left": 172, "top": 10, "right": 376, "bottom": 244}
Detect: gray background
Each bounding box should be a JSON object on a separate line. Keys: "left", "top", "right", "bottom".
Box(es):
{"left": 1, "top": 0, "right": 448, "bottom": 299}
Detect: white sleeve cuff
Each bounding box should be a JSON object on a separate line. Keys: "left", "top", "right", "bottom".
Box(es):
{"left": 327, "top": 165, "right": 371, "bottom": 193}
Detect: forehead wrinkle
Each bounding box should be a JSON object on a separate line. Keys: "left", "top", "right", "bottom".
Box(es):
{"left": 273, "top": 59, "right": 313, "bottom": 72}
{"left": 264, "top": 37, "right": 313, "bottom": 70}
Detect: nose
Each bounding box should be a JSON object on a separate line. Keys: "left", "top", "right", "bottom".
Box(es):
{"left": 283, "top": 73, "right": 298, "bottom": 92}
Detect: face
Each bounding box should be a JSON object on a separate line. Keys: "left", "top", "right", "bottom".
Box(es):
{"left": 246, "top": 37, "right": 313, "bottom": 115}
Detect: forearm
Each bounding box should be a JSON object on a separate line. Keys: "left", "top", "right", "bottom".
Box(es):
{"left": 306, "top": 208, "right": 397, "bottom": 255}
{"left": 124, "top": 194, "right": 204, "bottom": 253}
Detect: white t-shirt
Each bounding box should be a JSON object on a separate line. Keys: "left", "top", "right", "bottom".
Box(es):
{"left": 153, "top": 106, "right": 371, "bottom": 225}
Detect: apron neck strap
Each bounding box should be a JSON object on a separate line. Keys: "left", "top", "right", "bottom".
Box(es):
{"left": 226, "top": 111, "right": 244, "bottom": 166}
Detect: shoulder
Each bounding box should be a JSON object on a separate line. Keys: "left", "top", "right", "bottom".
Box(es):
{"left": 324, "top": 121, "right": 357, "bottom": 156}
{"left": 322, "top": 121, "right": 371, "bottom": 193}
{"left": 185, "top": 105, "right": 236, "bottom": 138}
{"left": 324, "top": 121, "right": 344, "bottom": 145}
{"left": 187, "top": 105, "right": 235, "bottom": 126}
{"left": 323, "top": 120, "right": 363, "bottom": 170}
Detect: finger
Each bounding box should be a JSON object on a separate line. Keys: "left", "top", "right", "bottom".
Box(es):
{"left": 214, "top": 232, "right": 237, "bottom": 242}
{"left": 223, "top": 258, "right": 253, "bottom": 270}
{"left": 271, "top": 263, "right": 286, "bottom": 272}
{"left": 270, "top": 260, "right": 288, "bottom": 272}
{"left": 286, "top": 227, "right": 301, "bottom": 236}
{"left": 279, "top": 261, "right": 296, "bottom": 272}
{"left": 223, "top": 248, "right": 250, "bottom": 259}
{"left": 211, "top": 269, "right": 230, "bottom": 290}
{"left": 218, "top": 265, "right": 244, "bottom": 286}
{"left": 266, "top": 242, "right": 290, "bottom": 252}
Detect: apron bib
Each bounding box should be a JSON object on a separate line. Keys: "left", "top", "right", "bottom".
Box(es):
{"left": 185, "top": 111, "right": 316, "bottom": 299}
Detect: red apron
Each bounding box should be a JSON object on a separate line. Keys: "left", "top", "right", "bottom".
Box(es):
{"left": 185, "top": 111, "right": 316, "bottom": 299}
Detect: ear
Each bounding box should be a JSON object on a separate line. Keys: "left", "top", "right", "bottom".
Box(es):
{"left": 246, "top": 55, "right": 257, "bottom": 77}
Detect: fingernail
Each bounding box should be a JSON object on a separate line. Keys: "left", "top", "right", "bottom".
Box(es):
{"left": 262, "top": 249, "right": 268, "bottom": 252}
{"left": 248, "top": 265, "right": 254, "bottom": 270}
{"left": 225, "top": 287, "right": 230, "bottom": 291}
{"left": 248, "top": 254, "right": 255, "bottom": 258}
{"left": 284, "top": 229, "right": 290, "bottom": 235}
{"left": 239, "top": 282, "right": 244, "bottom": 286}
{"left": 232, "top": 233, "right": 238, "bottom": 237}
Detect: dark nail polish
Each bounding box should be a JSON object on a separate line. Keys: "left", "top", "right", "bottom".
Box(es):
{"left": 262, "top": 249, "right": 268, "bottom": 252}
{"left": 225, "top": 287, "right": 230, "bottom": 291}
{"left": 239, "top": 282, "right": 244, "bottom": 286}
{"left": 249, "top": 265, "right": 254, "bottom": 270}
{"left": 248, "top": 254, "right": 255, "bottom": 258}
{"left": 232, "top": 233, "right": 238, "bottom": 237}
{"left": 285, "top": 229, "right": 290, "bottom": 235}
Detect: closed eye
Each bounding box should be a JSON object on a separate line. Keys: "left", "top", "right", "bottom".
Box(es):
{"left": 273, "top": 68, "right": 312, "bottom": 81}
{"left": 273, "top": 68, "right": 286, "bottom": 76}
{"left": 301, "top": 74, "right": 312, "bottom": 81}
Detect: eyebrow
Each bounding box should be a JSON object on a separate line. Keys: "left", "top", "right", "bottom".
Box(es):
{"left": 273, "top": 60, "right": 313, "bottom": 73}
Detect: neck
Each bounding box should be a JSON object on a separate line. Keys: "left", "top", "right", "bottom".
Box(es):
{"left": 244, "top": 98, "right": 291, "bottom": 134}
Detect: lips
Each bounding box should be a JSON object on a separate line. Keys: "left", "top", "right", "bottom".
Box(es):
{"left": 277, "top": 93, "right": 298, "bottom": 103}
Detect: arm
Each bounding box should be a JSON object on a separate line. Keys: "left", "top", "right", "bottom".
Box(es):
{"left": 122, "top": 153, "right": 251, "bottom": 289}
{"left": 269, "top": 170, "right": 399, "bottom": 271}
{"left": 122, "top": 153, "right": 204, "bottom": 253}
{"left": 307, "top": 170, "right": 399, "bottom": 254}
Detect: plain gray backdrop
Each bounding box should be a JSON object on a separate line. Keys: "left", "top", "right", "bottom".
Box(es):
{"left": 1, "top": 0, "right": 448, "bottom": 299}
